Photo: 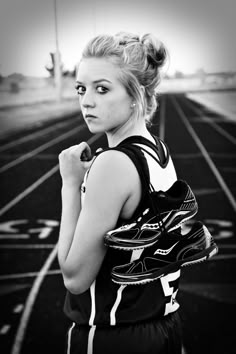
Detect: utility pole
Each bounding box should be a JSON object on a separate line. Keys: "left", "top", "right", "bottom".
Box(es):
{"left": 92, "top": 0, "right": 97, "bottom": 36}
{"left": 54, "top": 0, "right": 62, "bottom": 101}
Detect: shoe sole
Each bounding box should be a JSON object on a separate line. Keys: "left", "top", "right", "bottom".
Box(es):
{"left": 111, "top": 244, "right": 218, "bottom": 285}
{"left": 105, "top": 207, "right": 198, "bottom": 251}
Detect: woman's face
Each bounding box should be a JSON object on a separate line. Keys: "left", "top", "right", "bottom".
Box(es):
{"left": 76, "top": 58, "right": 134, "bottom": 134}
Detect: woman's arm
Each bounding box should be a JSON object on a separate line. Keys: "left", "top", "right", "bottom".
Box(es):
{"left": 57, "top": 142, "right": 93, "bottom": 292}
{"left": 58, "top": 149, "right": 140, "bottom": 295}
{"left": 58, "top": 183, "right": 81, "bottom": 273}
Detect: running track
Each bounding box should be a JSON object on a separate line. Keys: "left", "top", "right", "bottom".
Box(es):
{"left": 0, "top": 93, "right": 235, "bottom": 354}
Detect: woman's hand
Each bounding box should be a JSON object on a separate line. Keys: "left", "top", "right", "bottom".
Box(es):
{"left": 58, "top": 142, "right": 93, "bottom": 188}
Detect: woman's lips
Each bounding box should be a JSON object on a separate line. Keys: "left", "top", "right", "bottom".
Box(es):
{"left": 85, "top": 114, "right": 97, "bottom": 118}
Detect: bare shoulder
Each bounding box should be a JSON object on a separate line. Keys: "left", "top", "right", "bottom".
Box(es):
{"left": 90, "top": 149, "right": 137, "bottom": 179}
{"left": 82, "top": 149, "right": 142, "bottom": 221}
{"left": 86, "top": 149, "right": 140, "bottom": 195}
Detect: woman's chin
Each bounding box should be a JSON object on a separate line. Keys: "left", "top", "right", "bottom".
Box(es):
{"left": 86, "top": 124, "right": 103, "bottom": 135}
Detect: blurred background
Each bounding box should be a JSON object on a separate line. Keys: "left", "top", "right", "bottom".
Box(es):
{"left": 0, "top": 1, "right": 236, "bottom": 354}
{"left": 0, "top": 0, "right": 235, "bottom": 120}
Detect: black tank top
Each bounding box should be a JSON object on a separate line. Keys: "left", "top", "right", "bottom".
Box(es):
{"left": 63, "top": 135, "right": 180, "bottom": 326}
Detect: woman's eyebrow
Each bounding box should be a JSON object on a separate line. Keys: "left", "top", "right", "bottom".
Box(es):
{"left": 93, "top": 79, "right": 112, "bottom": 84}
{"left": 76, "top": 79, "right": 112, "bottom": 84}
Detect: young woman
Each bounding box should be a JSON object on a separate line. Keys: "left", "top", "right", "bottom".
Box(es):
{"left": 58, "top": 32, "right": 216, "bottom": 354}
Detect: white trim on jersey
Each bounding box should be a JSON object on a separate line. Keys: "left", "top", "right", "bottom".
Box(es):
{"left": 110, "top": 285, "right": 127, "bottom": 325}
{"left": 87, "top": 325, "right": 96, "bottom": 354}
{"left": 132, "top": 143, "right": 177, "bottom": 192}
{"left": 160, "top": 140, "right": 168, "bottom": 157}
{"left": 133, "top": 143, "right": 161, "bottom": 163}
{"left": 89, "top": 280, "right": 96, "bottom": 326}
{"left": 87, "top": 280, "right": 96, "bottom": 354}
{"left": 110, "top": 248, "right": 145, "bottom": 325}
{"left": 67, "top": 322, "right": 75, "bottom": 354}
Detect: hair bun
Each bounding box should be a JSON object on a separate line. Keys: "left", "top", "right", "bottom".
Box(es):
{"left": 115, "top": 32, "right": 140, "bottom": 46}
{"left": 141, "top": 33, "right": 167, "bottom": 68}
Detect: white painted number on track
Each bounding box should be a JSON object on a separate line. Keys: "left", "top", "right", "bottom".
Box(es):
{"left": 0, "top": 219, "right": 59, "bottom": 240}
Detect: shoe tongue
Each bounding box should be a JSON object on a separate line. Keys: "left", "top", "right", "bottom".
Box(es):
{"left": 152, "top": 191, "right": 169, "bottom": 208}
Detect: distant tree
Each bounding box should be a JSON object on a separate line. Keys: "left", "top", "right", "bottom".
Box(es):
{"left": 163, "top": 73, "right": 170, "bottom": 80}
{"left": 8, "top": 73, "right": 24, "bottom": 81}
{"left": 45, "top": 52, "right": 76, "bottom": 77}
{"left": 195, "top": 68, "right": 206, "bottom": 77}
{"left": 174, "top": 70, "right": 184, "bottom": 79}
{"left": 10, "top": 81, "right": 20, "bottom": 93}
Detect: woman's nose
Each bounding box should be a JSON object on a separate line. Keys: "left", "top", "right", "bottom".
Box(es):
{"left": 81, "top": 91, "right": 96, "bottom": 108}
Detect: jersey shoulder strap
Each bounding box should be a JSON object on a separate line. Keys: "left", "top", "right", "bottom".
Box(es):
{"left": 111, "top": 144, "right": 150, "bottom": 202}
{"left": 92, "top": 134, "right": 169, "bottom": 199}
{"left": 92, "top": 143, "right": 150, "bottom": 216}
{"left": 117, "top": 135, "right": 169, "bottom": 168}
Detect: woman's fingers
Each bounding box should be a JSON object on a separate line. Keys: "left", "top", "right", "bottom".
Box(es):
{"left": 59, "top": 142, "right": 92, "bottom": 161}
{"left": 80, "top": 144, "right": 92, "bottom": 161}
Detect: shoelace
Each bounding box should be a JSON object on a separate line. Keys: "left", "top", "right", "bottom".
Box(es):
{"left": 148, "top": 182, "right": 167, "bottom": 236}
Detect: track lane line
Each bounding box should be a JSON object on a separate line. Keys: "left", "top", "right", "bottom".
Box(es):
{"left": 0, "top": 244, "right": 55, "bottom": 249}
{"left": 172, "top": 96, "right": 236, "bottom": 213}
{"left": 0, "top": 118, "right": 79, "bottom": 153}
{"left": 185, "top": 94, "right": 236, "bottom": 122}
{"left": 10, "top": 245, "right": 58, "bottom": 354}
{"left": 183, "top": 97, "right": 236, "bottom": 145}
{"left": 0, "top": 124, "right": 86, "bottom": 173}
{"left": 0, "top": 268, "right": 60, "bottom": 281}
{"left": 0, "top": 165, "right": 59, "bottom": 217}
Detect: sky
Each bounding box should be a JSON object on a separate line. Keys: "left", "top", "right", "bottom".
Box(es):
{"left": 0, "top": 0, "right": 235, "bottom": 77}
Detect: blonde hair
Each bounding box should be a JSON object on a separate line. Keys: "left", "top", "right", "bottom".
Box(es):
{"left": 81, "top": 32, "right": 167, "bottom": 124}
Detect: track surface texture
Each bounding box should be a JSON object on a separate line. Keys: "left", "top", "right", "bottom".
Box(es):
{"left": 0, "top": 93, "right": 235, "bottom": 354}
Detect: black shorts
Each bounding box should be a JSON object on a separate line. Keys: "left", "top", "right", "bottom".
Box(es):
{"left": 66, "top": 311, "right": 182, "bottom": 354}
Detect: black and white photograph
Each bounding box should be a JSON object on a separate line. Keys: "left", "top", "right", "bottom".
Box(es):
{"left": 0, "top": 1, "right": 236, "bottom": 353}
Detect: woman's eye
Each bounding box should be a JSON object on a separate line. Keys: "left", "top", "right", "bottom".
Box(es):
{"left": 75, "top": 85, "right": 86, "bottom": 95}
{"left": 97, "top": 86, "right": 108, "bottom": 94}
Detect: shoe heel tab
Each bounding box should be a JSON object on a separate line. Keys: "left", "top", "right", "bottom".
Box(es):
{"left": 168, "top": 179, "right": 189, "bottom": 198}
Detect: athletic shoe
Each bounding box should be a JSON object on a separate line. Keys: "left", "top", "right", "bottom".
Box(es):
{"left": 111, "top": 221, "right": 218, "bottom": 285}
{"left": 104, "top": 179, "right": 198, "bottom": 250}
